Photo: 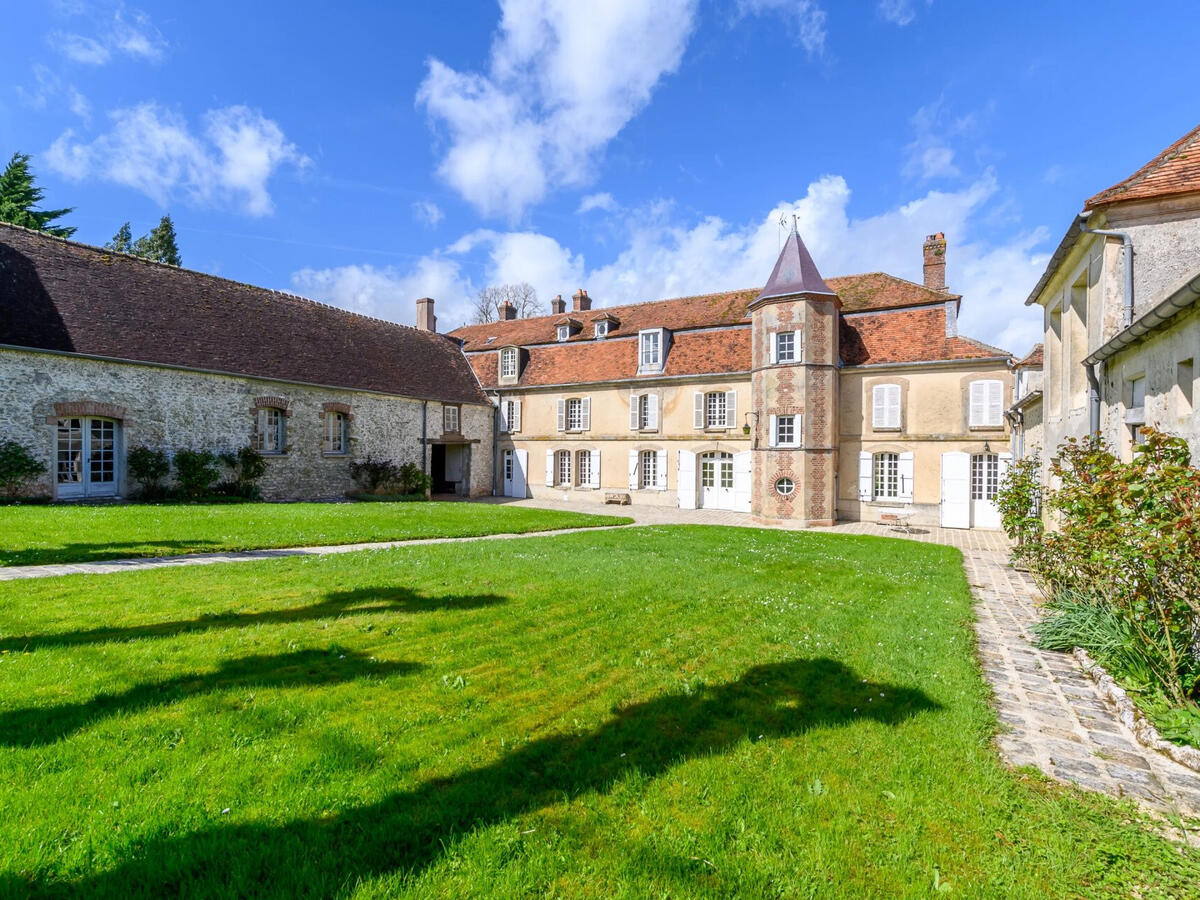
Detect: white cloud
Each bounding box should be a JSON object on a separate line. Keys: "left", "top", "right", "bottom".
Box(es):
{"left": 735, "top": 0, "right": 828, "bottom": 55}
{"left": 291, "top": 258, "right": 475, "bottom": 329}
{"left": 44, "top": 103, "right": 308, "bottom": 215}
{"left": 577, "top": 192, "right": 618, "bottom": 214}
{"left": 49, "top": 6, "right": 167, "bottom": 65}
{"left": 412, "top": 200, "right": 445, "bottom": 227}
{"left": 877, "top": 0, "right": 927, "bottom": 26}
{"left": 902, "top": 99, "right": 980, "bottom": 181}
{"left": 16, "top": 65, "right": 90, "bottom": 120}
{"left": 417, "top": 0, "right": 697, "bottom": 220}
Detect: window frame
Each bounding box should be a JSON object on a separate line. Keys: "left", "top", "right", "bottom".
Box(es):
{"left": 575, "top": 449, "right": 592, "bottom": 487}
{"left": 638, "top": 328, "right": 664, "bottom": 372}
{"left": 556, "top": 324, "right": 571, "bottom": 343}
{"left": 443, "top": 404, "right": 461, "bottom": 435}
{"left": 565, "top": 397, "right": 583, "bottom": 432}
{"left": 774, "top": 414, "right": 797, "bottom": 447}
{"left": 872, "top": 383, "right": 902, "bottom": 431}
{"left": 970, "top": 453, "right": 1000, "bottom": 501}
{"left": 775, "top": 331, "right": 796, "bottom": 364}
{"left": 639, "top": 448, "right": 658, "bottom": 490}
{"left": 555, "top": 449, "right": 572, "bottom": 486}
{"left": 499, "top": 347, "right": 518, "bottom": 379}
{"left": 254, "top": 406, "right": 288, "bottom": 455}
{"left": 775, "top": 477, "right": 795, "bottom": 496}
{"left": 968, "top": 379, "right": 1004, "bottom": 428}
{"left": 705, "top": 391, "right": 727, "bottom": 429}
{"left": 594, "top": 321, "right": 609, "bottom": 339}
{"left": 873, "top": 452, "right": 900, "bottom": 500}
{"left": 325, "top": 411, "right": 348, "bottom": 455}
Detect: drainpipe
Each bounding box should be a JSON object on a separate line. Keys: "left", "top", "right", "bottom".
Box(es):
{"left": 1079, "top": 218, "right": 1135, "bottom": 328}
{"left": 1085, "top": 362, "right": 1101, "bottom": 436}
{"left": 491, "top": 393, "right": 501, "bottom": 496}
{"left": 421, "top": 401, "right": 428, "bottom": 473}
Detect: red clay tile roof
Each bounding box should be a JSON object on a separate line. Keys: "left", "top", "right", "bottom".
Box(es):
{"left": 451, "top": 273, "right": 953, "bottom": 353}
{"left": 840, "top": 307, "right": 1010, "bottom": 366}
{"left": 0, "top": 223, "right": 489, "bottom": 405}
{"left": 1086, "top": 123, "right": 1200, "bottom": 209}
{"left": 470, "top": 327, "right": 750, "bottom": 388}
{"left": 1014, "top": 343, "right": 1043, "bottom": 369}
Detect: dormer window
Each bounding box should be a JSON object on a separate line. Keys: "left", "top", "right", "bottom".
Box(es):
{"left": 557, "top": 325, "right": 570, "bottom": 342}
{"left": 638, "top": 328, "right": 666, "bottom": 373}
{"left": 499, "top": 346, "right": 518, "bottom": 379}
{"left": 594, "top": 321, "right": 609, "bottom": 339}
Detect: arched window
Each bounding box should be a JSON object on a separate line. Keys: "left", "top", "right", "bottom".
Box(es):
{"left": 555, "top": 449, "right": 572, "bottom": 486}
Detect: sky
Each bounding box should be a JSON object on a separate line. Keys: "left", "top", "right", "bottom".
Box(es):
{"left": 3, "top": 1, "right": 1199, "bottom": 353}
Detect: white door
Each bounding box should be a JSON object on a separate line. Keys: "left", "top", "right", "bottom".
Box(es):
{"left": 939, "top": 451, "right": 970, "bottom": 529}
{"left": 970, "top": 453, "right": 1007, "bottom": 530}
{"left": 677, "top": 450, "right": 697, "bottom": 510}
{"left": 513, "top": 449, "right": 528, "bottom": 498}
{"left": 56, "top": 417, "right": 119, "bottom": 499}
{"left": 502, "top": 449, "right": 527, "bottom": 498}
{"left": 699, "top": 452, "right": 735, "bottom": 509}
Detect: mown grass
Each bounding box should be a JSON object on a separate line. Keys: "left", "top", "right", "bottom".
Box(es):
{"left": 0, "top": 501, "right": 629, "bottom": 566}
{"left": 0, "top": 526, "right": 1196, "bottom": 898}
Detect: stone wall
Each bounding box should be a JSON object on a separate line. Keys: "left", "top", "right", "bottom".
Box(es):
{"left": 0, "top": 348, "right": 493, "bottom": 500}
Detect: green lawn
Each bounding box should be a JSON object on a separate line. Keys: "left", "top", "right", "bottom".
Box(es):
{"left": 0, "top": 526, "right": 1195, "bottom": 898}
{"left": 0, "top": 501, "right": 629, "bottom": 566}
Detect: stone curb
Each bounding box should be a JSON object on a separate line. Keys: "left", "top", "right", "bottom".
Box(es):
{"left": 1073, "top": 647, "right": 1200, "bottom": 773}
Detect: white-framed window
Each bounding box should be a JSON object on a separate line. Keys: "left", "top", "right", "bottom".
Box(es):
{"left": 576, "top": 449, "right": 592, "bottom": 486}
{"left": 566, "top": 398, "right": 583, "bottom": 431}
{"left": 971, "top": 453, "right": 1000, "bottom": 501}
{"left": 640, "top": 448, "right": 658, "bottom": 489}
{"left": 873, "top": 452, "right": 900, "bottom": 499}
{"left": 775, "top": 477, "right": 795, "bottom": 496}
{"left": 639, "top": 328, "right": 664, "bottom": 372}
{"left": 631, "top": 393, "right": 659, "bottom": 431}
{"left": 872, "top": 384, "right": 901, "bottom": 430}
{"left": 1129, "top": 374, "right": 1146, "bottom": 411}
{"left": 325, "top": 411, "right": 348, "bottom": 454}
{"left": 556, "top": 449, "right": 572, "bottom": 486}
{"left": 253, "top": 407, "right": 287, "bottom": 454}
{"left": 559, "top": 397, "right": 590, "bottom": 432}
{"left": 557, "top": 324, "right": 570, "bottom": 342}
{"left": 774, "top": 331, "right": 796, "bottom": 364}
{"left": 502, "top": 399, "right": 522, "bottom": 433}
{"left": 504, "top": 451, "right": 514, "bottom": 483}
{"left": 595, "top": 321, "right": 609, "bottom": 338}
{"left": 968, "top": 380, "right": 1004, "bottom": 428}
{"left": 773, "top": 414, "right": 797, "bottom": 447}
{"left": 693, "top": 390, "right": 736, "bottom": 429}
{"left": 499, "top": 347, "right": 518, "bottom": 378}
{"left": 443, "top": 404, "right": 460, "bottom": 434}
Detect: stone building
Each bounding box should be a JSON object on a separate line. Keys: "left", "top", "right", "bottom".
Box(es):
{"left": 0, "top": 223, "right": 493, "bottom": 501}
{"left": 452, "top": 228, "right": 1016, "bottom": 528}
{"left": 1025, "top": 122, "right": 1200, "bottom": 471}
{"left": 1007, "top": 344, "right": 1044, "bottom": 462}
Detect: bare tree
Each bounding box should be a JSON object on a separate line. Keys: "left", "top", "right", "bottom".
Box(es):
{"left": 471, "top": 282, "right": 540, "bottom": 324}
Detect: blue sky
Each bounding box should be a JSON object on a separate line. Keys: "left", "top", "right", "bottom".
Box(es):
{"left": 3, "top": 1, "right": 1198, "bottom": 351}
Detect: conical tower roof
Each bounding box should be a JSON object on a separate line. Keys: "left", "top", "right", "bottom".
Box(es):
{"left": 754, "top": 228, "right": 835, "bottom": 303}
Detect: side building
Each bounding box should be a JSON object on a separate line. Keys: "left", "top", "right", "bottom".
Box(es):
{"left": 0, "top": 223, "right": 493, "bottom": 501}
{"left": 452, "top": 230, "right": 1015, "bottom": 529}
{"left": 1025, "top": 122, "right": 1200, "bottom": 469}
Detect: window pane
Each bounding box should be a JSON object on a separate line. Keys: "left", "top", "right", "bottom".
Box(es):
{"left": 640, "top": 450, "right": 657, "bottom": 488}
{"left": 576, "top": 450, "right": 591, "bottom": 485}
{"left": 566, "top": 399, "right": 582, "bottom": 430}
{"left": 56, "top": 418, "right": 83, "bottom": 484}
{"left": 777, "top": 415, "right": 794, "bottom": 445}
{"left": 777, "top": 332, "right": 795, "bottom": 363}
{"left": 705, "top": 391, "right": 726, "bottom": 427}
{"left": 874, "top": 452, "right": 899, "bottom": 498}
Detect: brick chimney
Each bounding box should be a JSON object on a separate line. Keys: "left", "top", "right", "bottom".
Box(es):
{"left": 498, "top": 300, "right": 517, "bottom": 320}
{"left": 572, "top": 288, "right": 592, "bottom": 312}
{"left": 415, "top": 297, "right": 437, "bottom": 332}
{"left": 550, "top": 294, "right": 566, "bottom": 315}
{"left": 922, "top": 233, "right": 947, "bottom": 291}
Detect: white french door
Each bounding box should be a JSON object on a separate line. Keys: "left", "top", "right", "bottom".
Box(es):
{"left": 501, "top": 448, "right": 527, "bottom": 498}
{"left": 56, "top": 417, "right": 120, "bottom": 499}
{"left": 970, "top": 452, "right": 1010, "bottom": 530}
{"left": 699, "top": 451, "right": 735, "bottom": 509}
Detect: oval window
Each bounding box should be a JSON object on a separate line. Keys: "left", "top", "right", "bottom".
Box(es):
{"left": 775, "top": 477, "right": 795, "bottom": 496}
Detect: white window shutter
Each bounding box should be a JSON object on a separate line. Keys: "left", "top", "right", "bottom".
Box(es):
{"left": 898, "top": 451, "right": 915, "bottom": 503}
{"left": 988, "top": 381, "right": 1003, "bottom": 426}
{"left": 725, "top": 391, "right": 737, "bottom": 428}
{"left": 581, "top": 397, "right": 591, "bottom": 431}
{"left": 888, "top": 385, "right": 901, "bottom": 429}
{"left": 677, "top": 451, "right": 697, "bottom": 509}
{"left": 545, "top": 450, "right": 555, "bottom": 486}
{"left": 556, "top": 398, "right": 566, "bottom": 432}
{"left": 969, "top": 382, "right": 984, "bottom": 426}
{"left": 768, "top": 414, "right": 778, "bottom": 447}
{"left": 693, "top": 392, "right": 704, "bottom": 429}
{"left": 630, "top": 393, "right": 640, "bottom": 430}
{"left": 858, "top": 451, "right": 873, "bottom": 501}
{"left": 512, "top": 400, "right": 521, "bottom": 433}
{"left": 655, "top": 449, "right": 668, "bottom": 490}
{"left": 872, "top": 386, "right": 886, "bottom": 428}
{"left": 628, "top": 449, "right": 639, "bottom": 491}
{"left": 589, "top": 450, "right": 601, "bottom": 489}
{"left": 499, "top": 401, "right": 509, "bottom": 433}
{"left": 647, "top": 393, "right": 659, "bottom": 430}
{"left": 768, "top": 336, "right": 777, "bottom": 365}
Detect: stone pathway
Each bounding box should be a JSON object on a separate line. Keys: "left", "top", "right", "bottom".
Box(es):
{"left": 5, "top": 497, "right": 1198, "bottom": 819}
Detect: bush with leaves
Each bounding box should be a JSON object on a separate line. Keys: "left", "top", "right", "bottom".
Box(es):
{"left": 0, "top": 440, "right": 47, "bottom": 497}
{"left": 1022, "top": 429, "right": 1200, "bottom": 717}
{"left": 349, "top": 456, "right": 430, "bottom": 497}
{"left": 217, "top": 446, "right": 269, "bottom": 499}
{"left": 995, "top": 454, "right": 1043, "bottom": 560}
{"left": 397, "top": 462, "right": 432, "bottom": 496}
{"left": 173, "top": 449, "right": 221, "bottom": 499}
{"left": 127, "top": 446, "right": 170, "bottom": 499}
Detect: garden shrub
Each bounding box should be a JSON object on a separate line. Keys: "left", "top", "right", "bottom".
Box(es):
{"left": 0, "top": 440, "right": 47, "bottom": 498}
{"left": 349, "top": 457, "right": 431, "bottom": 499}
{"left": 217, "top": 446, "right": 269, "bottom": 499}
{"left": 396, "top": 462, "right": 433, "bottom": 496}
{"left": 173, "top": 449, "right": 222, "bottom": 499}
{"left": 994, "top": 454, "right": 1042, "bottom": 562}
{"left": 127, "top": 446, "right": 171, "bottom": 499}
{"left": 1001, "top": 429, "right": 1200, "bottom": 728}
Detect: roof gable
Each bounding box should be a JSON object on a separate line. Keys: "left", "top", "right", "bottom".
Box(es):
{"left": 1086, "top": 122, "right": 1200, "bottom": 209}
{"left": 0, "top": 224, "right": 488, "bottom": 404}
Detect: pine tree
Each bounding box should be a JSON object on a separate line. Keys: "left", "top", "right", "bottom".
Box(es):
{"left": 105, "top": 222, "right": 134, "bottom": 254}
{"left": 0, "top": 152, "right": 76, "bottom": 238}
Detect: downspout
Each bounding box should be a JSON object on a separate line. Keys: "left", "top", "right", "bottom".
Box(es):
{"left": 491, "top": 393, "right": 501, "bottom": 496}
{"left": 1085, "top": 363, "right": 1101, "bottom": 436}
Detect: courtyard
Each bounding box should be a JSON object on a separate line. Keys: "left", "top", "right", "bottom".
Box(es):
{"left": 1, "top": 513, "right": 1197, "bottom": 897}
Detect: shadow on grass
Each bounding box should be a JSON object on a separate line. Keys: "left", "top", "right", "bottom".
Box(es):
{"left": 0, "top": 589, "right": 507, "bottom": 653}
{"left": 0, "top": 649, "right": 421, "bottom": 748}
{"left": 12, "top": 657, "right": 939, "bottom": 898}
{"left": 0, "top": 540, "right": 228, "bottom": 568}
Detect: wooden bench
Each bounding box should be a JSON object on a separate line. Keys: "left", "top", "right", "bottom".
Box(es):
{"left": 604, "top": 492, "right": 632, "bottom": 505}
{"left": 877, "top": 507, "right": 915, "bottom": 533}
